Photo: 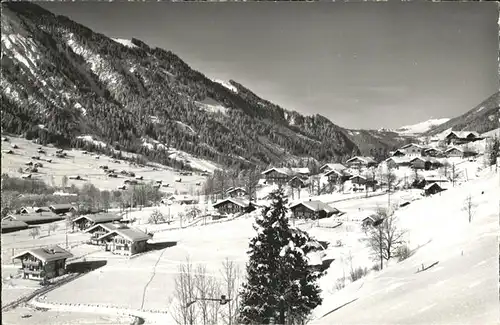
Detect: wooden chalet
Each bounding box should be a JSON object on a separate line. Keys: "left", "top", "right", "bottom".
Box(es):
{"left": 362, "top": 215, "right": 378, "bottom": 227}
{"left": 400, "top": 143, "right": 424, "bottom": 156}
{"left": 391, "top": 149, "right": 406, "bottom": 157}
{"left": 319, "top": 163, "right": 346, "bottom": 173}
{"left": 84, "top": 222, "right": 120, "bottom": 245}
{"left": 1, "top": 219, "right": 29, "bottom": 233}
{"left": 445, "top": 147, "right": 464, "bottom": 158}
{"left": 414, "top": 174, "right": 450, "bottom": 189}
{"left": 350, "top": 175, "right": 367, "bottom": 185}
{"left": 445, "top": 131, "right": 481, "bottom": 145}
{"left": 424, "top": 182, "right": 447, "bottom": 196}
{"left": 213, "top": 198, "right": 255, "bottom": 215}
{"left": 226, "top": 187, "right": 247, "bottom": 198}
{"left": 97, "top": 225, "right": 151, "bottom": 256}
{"left": 73, "top": 213, "right": 123, "bottom": 231}
{"left": 12, "top": 245, "right": 73, "bottom": 280}
{"left": 423, "top": 148, "right": 444, "bottom": 157}
{"left": 289, "top": 200, "right": 339, "bottom": 220}
{"left": 4, "top": 212, "right": 64, "bottom": 225}
{"left": 2, "top": 149, "right": 14, "bottom": 154}
{"left": 410, "top": 157, "right": 443, "bottom": 170}
{"left": 384, "top": 157, "right": 411, "bottom": 169}
{"left": 49, "top": 204, "right": 76, "bottom": 215}
{"left": 261, "top": 168, "right": 294, "bottom": 185}
{"left": 345, "top": 156, "right": 377, "bottom": 169}
{"left": 324, "top": 168, "right": 351, "bottom": 183}
{"left": 288, "top": 176, "right": 308, "bottom": 188}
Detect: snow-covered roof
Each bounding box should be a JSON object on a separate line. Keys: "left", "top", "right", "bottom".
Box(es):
{"left": 410, "top": 157, "right": 441, "bottom": 164}
{"left": 98, "top": 227, "right": 151, "bottom": 243}
{"left": 84, "top": 222, "right": 119, "bottom": 234}
{"left": 423, "top": 182, "right": 450, "bottom": 191}
{"left": 423, "top": 175, "right": 449, "bottom": 182}
{"left": 213, "top": 197, "right": 252, "bottom": 208}
{"left": 262, "top": 167, "right": 309, "bottom": 176}
{"left": 320, "top": 163, "right": 346, "bottom": 171}
{"left": 385, "top": 157, "right": 412, "bottom": 164}
{"left": 447, "top": 131, "right": 480, "bottom": 139}
{"left": 227, "top": 187, "right": 247, "bottom": 194}
{"left": 289, "top": 200, "right": 339, "bottom": 214}
{"left": 12, "top": 245, "right": 73, "bottom": 263}
{"left": 401, "top": 143, "right": 424, "bottom": 149}
{"left": 445, "top": 146, "right": 464, "bottom": 153}
{"left": 74, "top": 213, "right": 123, "bottom": 224}
{"left": 346, "top": 156, "right": 377, "bottom": 164}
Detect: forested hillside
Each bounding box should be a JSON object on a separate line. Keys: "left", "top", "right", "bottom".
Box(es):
{"left": 1, "top": 2, "right": 408, "bottom": 170}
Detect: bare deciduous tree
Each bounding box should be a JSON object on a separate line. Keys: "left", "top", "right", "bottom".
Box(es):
{"left": 29, "top": 227, "right": 40, "bottom": 239}
{"left": 463, "top": 194, "right": 476, "bottom": 223}
{"left": 149, "top": 209, "right": 166, "bottom": 224}
{"left": 365, "top": 208, "right": 405, "bottom": 270}
{"left": 171, "top": 257, "right": 198, "bottom": 325}
{"left": 48, "top": 223, "right": 58, "bottom": 235}
{"left": 220, "top": 258, "right": 241, "bottom": 325}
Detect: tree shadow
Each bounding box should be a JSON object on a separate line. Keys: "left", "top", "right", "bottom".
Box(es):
{"left": 321, "top": 297, "right": 359, "bottom": 318}
{"left": 147, "top": 241, "right": 178, "bottom": 251}
{"left": 67, "top": 260, "right": 107, "bottom": 273}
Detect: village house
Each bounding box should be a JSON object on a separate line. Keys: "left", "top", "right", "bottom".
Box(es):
{"left": 49, "top": 204, "right": 77, "bottom": 215}
{"left": 445, "top": 131, "right": 481, "bottom": 145}
{"left": 424, "top": 182, "right": 447, "bottom": 196}
{"left": 18, "top": 206, "right": 51, "bottom": 214}
{"left": 164, "top": 195, "right": 198, "bottom": 205}
{"left": 414, "top": 174, "right": 450, "bottom": 189}
{"left": 400, "top": 143, "right": 424, "bottom": 156}
{"left": 12, "top": 245, "right": 73, "bottom": 281}
{"left": 361, "top": 215, "right": 378, "bottom": 228}
{"left": 84, "top": 222, "right": 120, "bottom": 245}
{"left": 4, "top": 212, "right": 64, "bottom": 225}
{"left": 261, "top": 168, "right": 293, "bottom": 185}
{"left": 1, "top": 219, "right": 29, "bottom": 233}
{"left": 324, "top": 168, "right": 351, "bottom": 184}
{"left": 97, "top": 225, "right": 151, "bottom": 256}
{"left": 445, "top": 146, "right": 464, "bottom": 158}
{"left": 226, "top": 187, "right": 247, "bottom": 198}
{"left": 288, "top": 176, "right": 308, "bottom": 188}
{"left": 391, "top": 149, "right": 407, "bottom": 157}
{"left": 345, "top": 156, "right": 378, "bottom": 169}
{"left": 410, "top": 157, "right": 443, "bottom": 170}
{"left": 213, "top": 198, "right": 255, "bottom": 215}
{"left": 422, "top": 148, "right": 443, "bottom": 157}
{"left": 72, "top": 213, "right": 123, "bottom": 231}
{"left": 319, "top": 163, "right": 346, "bottom": 174}
{"left": 384, "top": 157, "right": 412, "bottom": 169}
{"left": 289, "top": 200, "right": 339, "bottom": 220}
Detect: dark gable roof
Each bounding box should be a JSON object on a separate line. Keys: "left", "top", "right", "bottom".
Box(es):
{"left": 12, "top": 245, "right": 73, "bottom": 262}
{"left": 74, "top": 213, "right": 123, "bottom": 224}
{"left": 213, "top": 197, "right": 251, "bottom": 208}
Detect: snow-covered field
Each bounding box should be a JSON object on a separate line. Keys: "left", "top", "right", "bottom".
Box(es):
{"left": 0, "top": 136, "right": 207, "bottom": 192}
{"left": 312, "top": 168, "right": 499, "bottom": 324}
{"left": 2, "top": 306, "right": 133, "bottom": 325}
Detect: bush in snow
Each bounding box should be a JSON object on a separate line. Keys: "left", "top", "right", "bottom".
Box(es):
{"left": 395, "top": 244, "right": 412, "bottom": 262}
{"left": 349, "top": 267, "right": 368, "bottom": 282}
{"left": 238, "top": 187, "right": 324, "bottom": 325}
{"left": 148, "top": 209, "right": 165, "bottom": 224}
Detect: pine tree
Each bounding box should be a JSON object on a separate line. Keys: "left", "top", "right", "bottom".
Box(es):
{"left": 239, "top": 188, "right": 324, "bottom": 325}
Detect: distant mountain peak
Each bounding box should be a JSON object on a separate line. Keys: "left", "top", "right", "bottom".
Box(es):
{"left": 395, "top": 118, "right": 450, "bottom": 135}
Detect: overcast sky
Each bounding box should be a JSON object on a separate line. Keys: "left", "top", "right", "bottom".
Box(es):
{"left": 41, "top": 1, "right": 499, "bottom": 130}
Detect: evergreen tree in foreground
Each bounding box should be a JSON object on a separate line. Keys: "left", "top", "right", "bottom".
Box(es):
{"left": 239, "top": 188, "right": 324, "bottom": 325}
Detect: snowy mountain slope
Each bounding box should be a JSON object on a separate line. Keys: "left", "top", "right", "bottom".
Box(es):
{"left": 424, "top": 91, "right": 500, "bottom": 136}
{"left": 312, "top": 170, "right": 500, "bottom": 325}
{"left": 395, "top": 118, "right": 450, "bottom": 135}
{"left": 1, "top": 2, "right": 364, "bottom": 169}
